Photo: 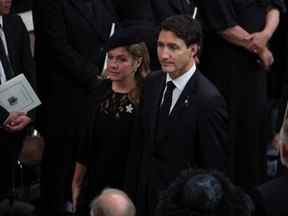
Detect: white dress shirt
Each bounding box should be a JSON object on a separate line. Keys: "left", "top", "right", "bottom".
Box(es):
{"left": 162, "top": 63, "right": 196, "bottom": 113}
{"left": 0, "top": 16, "right": 9, "bottom": 83}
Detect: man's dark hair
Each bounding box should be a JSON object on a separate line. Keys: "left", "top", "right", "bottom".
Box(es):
{"left": 160, "top": 15, "right": 202, "bottom": 48}
{"left": 155, "top": 169, "right": 254, "bottom": 216}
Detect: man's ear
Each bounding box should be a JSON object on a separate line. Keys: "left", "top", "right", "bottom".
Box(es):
{"left": 190, "top": 44, "right": 199, "bottom": 57}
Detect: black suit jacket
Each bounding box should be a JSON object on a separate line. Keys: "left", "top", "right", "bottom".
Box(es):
{"left": 3, "top": 15, "right": 35, "bottom": 87}
{"left": 151, "top": 0, "right": 196, "bottom": 24}
{"left": 2, "top": 15, "right": 36, "bottom": 121}
{"left": 33, "top": 0, "right": 115, "bottom": 136}
{"left": 0, "top": 14, "right": 35, "bottom": 197}
{"left": 132, "top": 70, "right": 228, "bottom": 215}
{"left": 0, "top": 15, "right": 35, "bottom": 122}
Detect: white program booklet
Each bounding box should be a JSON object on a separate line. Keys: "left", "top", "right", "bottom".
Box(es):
{"left": 0, "top": 74, "right": 41, "bottom": 112}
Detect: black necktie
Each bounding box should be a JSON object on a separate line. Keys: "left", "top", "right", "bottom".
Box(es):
{"left": 0, "top": 25, "right": 13, "bottom": 81}
{"left": 159, "top": 81, "right": 176, "bottom": 123}
{"left": 155, "top": 81, "right": 176, "bottom": 154}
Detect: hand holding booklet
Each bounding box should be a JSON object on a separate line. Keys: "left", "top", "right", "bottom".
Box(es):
{"left": 0, "top": 74, "right": 41, "bottom": 113}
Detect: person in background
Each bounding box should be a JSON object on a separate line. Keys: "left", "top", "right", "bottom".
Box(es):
{"left": 90, "top": 188, "right": 136, "bottom": 216}
{"left": 197, "top": 0, "right": 286, "bottom": 189}
{"left": 156, "top": 169, "right": 255, "bottom": 216}
{"left": 156, "top": 168, "right": 288, "bottom": 216}
{"left": 72, "top": 27, "right": 150, "bottom": 215}
{"left": 32, "top": 0, "right": 115, "bottom": 214}
{"left": 0, "top": 0, "right": 35, "bottom": 201}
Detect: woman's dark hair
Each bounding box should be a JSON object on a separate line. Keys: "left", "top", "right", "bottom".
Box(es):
{"left": 155, "top": 169, "right": 254, "bottom": 216}
{"left": 125, "top": 42, "right": 150, "bottom": 104}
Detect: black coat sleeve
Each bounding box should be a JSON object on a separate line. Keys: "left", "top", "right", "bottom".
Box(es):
{"left": 15, "top": 16, "right": 36, "bottom": 121}
{"left": 15, "top": 16, "right": 36, "bottom": 90}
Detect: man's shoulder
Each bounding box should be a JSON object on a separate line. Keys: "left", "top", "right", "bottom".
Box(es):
{"left": 196, "top": 70, "right": 222, "bottom": 98}
{"left": 193, "top": 70, "right": 227, "bottom": 111}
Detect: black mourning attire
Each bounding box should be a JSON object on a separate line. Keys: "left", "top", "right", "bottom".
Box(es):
{"left": 76, "top": 80, "right": 137, "bottom": 215}
{"left": 197, "top": 0, "right": 286, "bottom": 188}
{"left": 32, "top": 0, "right": 115, "bottom": 214}
{"left": 128, "top": 70, "right": 228, "bottom": 216}
{"left": 0, "top": 27, "right": 13, "bottom": 80}
{"left": 0, "top": 14, "right": 35, "bottom": 199}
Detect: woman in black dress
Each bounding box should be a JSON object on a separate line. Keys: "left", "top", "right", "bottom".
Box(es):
{"left": 71, "top": 28, "right": 151, "bottom": 214}
{"left": 197, "top": 0, "right": 286, "bottom": 189}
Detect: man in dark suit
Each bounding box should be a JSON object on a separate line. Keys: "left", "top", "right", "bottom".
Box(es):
{"left": 32, "top": 0, "right": 115, "bottom": 215}
{"left": 0, "top": 0, "right": 34, "bottom": 201}
{"left": 130, "top": 15, "right": 228, "bottom": 216}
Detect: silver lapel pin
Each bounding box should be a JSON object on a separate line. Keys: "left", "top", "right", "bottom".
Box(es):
{"left": 184, "top": 97, "right": 189, "bottom": 106}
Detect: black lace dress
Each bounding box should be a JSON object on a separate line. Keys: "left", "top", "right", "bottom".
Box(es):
{"left": 77, "top": 80, "right": 137, "bottom": 209}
